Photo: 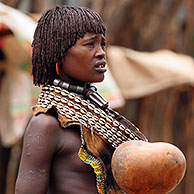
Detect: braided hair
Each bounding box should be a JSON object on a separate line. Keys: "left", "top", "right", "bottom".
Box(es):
{"left": 32, "top": 5, "right": 106, "bottom": 86}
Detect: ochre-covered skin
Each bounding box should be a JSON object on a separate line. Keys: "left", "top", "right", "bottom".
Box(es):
{"left": 111, "top": 141, "right": 186, "bottom": 194}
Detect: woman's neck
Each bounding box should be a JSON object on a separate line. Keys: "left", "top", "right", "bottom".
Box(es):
{"left": 59, "top": 74, "right": 86, "bottom": 87}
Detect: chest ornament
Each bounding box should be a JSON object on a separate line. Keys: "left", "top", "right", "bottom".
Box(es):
{"left": 36, "top": 79, "right": 147, "bottom": 148}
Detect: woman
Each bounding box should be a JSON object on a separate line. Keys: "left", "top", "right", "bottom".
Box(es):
{"left": 15, "top": 5, "right": 147, "bottom": 194}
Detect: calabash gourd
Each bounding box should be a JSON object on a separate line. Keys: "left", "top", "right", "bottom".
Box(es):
{"left": 111, "top": 140, "right": 186, "bottom": 194}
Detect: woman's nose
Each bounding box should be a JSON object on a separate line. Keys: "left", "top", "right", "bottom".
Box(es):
{"left": 95, "top": 46, "right": 106, "bottom": 59}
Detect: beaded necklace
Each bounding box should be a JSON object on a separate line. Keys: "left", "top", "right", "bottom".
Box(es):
{"left": 36, "top": 79, "right": 147, "bottom": 148}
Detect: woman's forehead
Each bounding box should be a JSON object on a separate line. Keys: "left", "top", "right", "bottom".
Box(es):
{"left": 80, "top": 32, "right": 105, "bottom": 41}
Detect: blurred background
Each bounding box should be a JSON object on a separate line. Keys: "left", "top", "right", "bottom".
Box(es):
{"left": 0, "top": 0, "right": 194, "bottom": 194}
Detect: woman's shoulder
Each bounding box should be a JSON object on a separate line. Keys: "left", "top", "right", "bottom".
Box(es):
{"left": 25, "top": 112, "right": 61, "bottom": 138}
{"left": 32, "top": 112, "right": 59, "bottom": 126}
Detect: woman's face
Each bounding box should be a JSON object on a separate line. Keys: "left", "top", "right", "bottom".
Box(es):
{"left": 59, "top": 32, "right": 107, "bottom": 86}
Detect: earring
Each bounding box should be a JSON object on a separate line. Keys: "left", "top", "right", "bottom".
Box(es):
{"left": 56, "top": 63, "right": 60, "bottom": 75}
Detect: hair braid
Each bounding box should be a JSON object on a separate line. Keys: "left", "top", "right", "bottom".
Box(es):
{"left": 32, "top": 5, "right": 106, "bottom": 86}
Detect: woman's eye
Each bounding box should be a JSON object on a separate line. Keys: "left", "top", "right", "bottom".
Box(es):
{"left": 85, "top": 42, "right": 94, "bottom": 46}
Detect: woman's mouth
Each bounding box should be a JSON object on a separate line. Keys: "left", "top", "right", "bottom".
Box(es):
{"left": 94, "top": 61, "right": 107, "bottom": 73}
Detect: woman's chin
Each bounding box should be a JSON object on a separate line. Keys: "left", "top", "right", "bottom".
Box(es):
{"left": 91, "top": 75, "right": 105, "bottom": 83}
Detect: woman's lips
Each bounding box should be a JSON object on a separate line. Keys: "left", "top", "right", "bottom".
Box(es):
{"left": 94, "top": 61, "right": 107, "bottom": 73}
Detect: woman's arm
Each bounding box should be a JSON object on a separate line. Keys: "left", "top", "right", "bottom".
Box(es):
{"left": 15, "top": 113, "right": 60, "bottom": 194}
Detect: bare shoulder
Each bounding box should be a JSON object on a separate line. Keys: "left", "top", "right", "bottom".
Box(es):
{"left": 23, "top": 113, "right": 62, "bottom": 153}
{"left": 24, "top": 112, "right": 81, "bottom": 153}
{"left": 25, "top": 112, "right": 62, "bottom": 138}
{"left": 29, "top": 113, "right": 60, "bottom": 131}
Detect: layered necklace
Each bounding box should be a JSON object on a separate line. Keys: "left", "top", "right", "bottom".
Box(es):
{"left": 36, "top": 79, "right": 147, "bottom": 148}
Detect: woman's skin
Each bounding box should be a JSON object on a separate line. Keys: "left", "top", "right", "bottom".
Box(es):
{"left": 15, "top": 32, "right": 107, "bottom": 194}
